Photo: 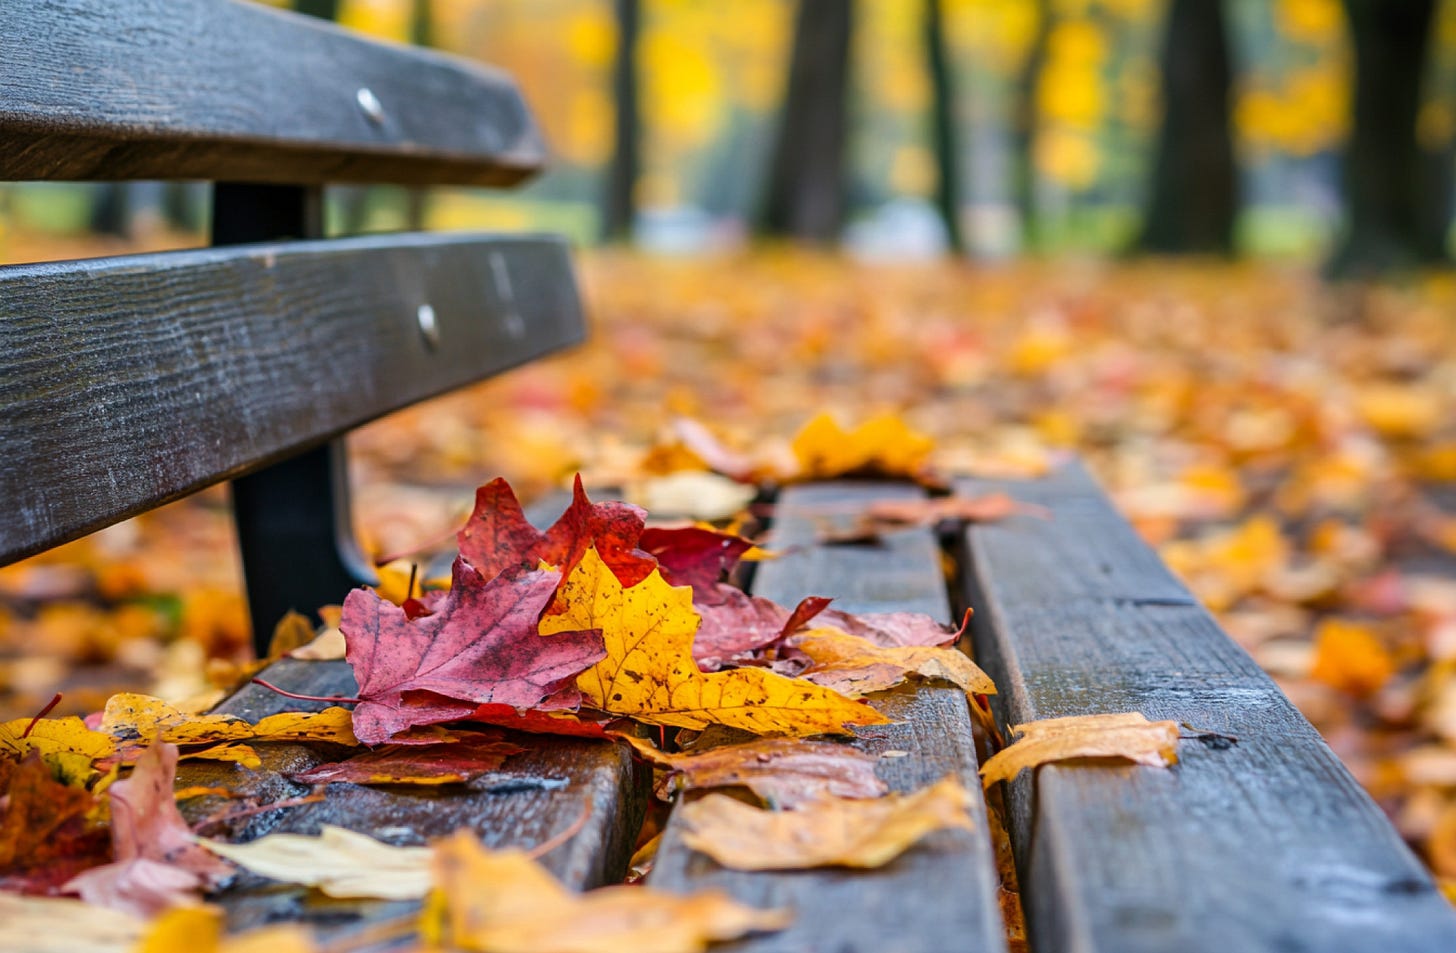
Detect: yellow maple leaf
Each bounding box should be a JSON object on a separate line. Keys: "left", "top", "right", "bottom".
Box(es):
{"left": 541, "top": 549, "right": 887, "bottom": 736}
{"left": 794, "top": 628, "right": 996, "bottom": 698}
{"left": 427, "top": 830, "right": 790, "bottom": 953}
{"left": 978, "top": 712, "right": 1181, "bottom": 788}
{"left": 0, "top": 716, "right": 116, "bottom": 786}
{"left": 789, "top": 412, "right": 934, "bottom": 480}
{"left": 677, "top": 776, "right": 974, "bottom": 870}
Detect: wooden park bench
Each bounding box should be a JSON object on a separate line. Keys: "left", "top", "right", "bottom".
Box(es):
{"left": 4, "top": 3, "right": 1456, "bottom": 951}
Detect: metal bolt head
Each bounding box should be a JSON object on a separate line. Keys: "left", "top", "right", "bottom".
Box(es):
{"left": 416, "top": 304, "right": 440, "bottom": 349}
{"left": 356, "top": 87, "right": 385, "bottom": 124}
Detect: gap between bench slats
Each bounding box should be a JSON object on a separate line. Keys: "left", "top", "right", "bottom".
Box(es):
{"left": 960, "top": 461, "right": 1456, "bottom": 953}
{"left": 0, "top": 232, "right": 584, "bottom": 566}
{"left": 0, "top": 0, "right": 542, "bottom": 185}
{"left": 178, "top": 658, "right": 642, "bottom": 944}
{"left": 648, "top": 482, "right": 1008, "bottom": 953}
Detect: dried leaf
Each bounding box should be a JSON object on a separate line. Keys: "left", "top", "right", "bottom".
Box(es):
{"left": 978, "top": 712, "right": 1181, "bottom": 788}
{"left": 0, "top": 894, "right": 144, "bottom": 953}
{"left": 341, "top": 561, "right": 604, "bottom": 744}
{"left": 1309, "top": 618, "right": 1394, "bottom": 697}
{"left": 65, "top": 742, "right": 231, "bottom": 916}
{"left": 678, "top": 776, "right": 974, "bottom": 870}
{"left": 795, "top": 628, "right": 996, "bottom": 698}
{"left": 290, "top": 734, "right": 524, "bottom": 786}
{"left": 429, "top": 830, "right": 790, "bottom": 953}
{"left": 199, "top": 825, "right": 432, "bottom": 900}
{"left": 466, "top": 704, "right": 612, "bottom": 738}
{"left": 137, "top": 906, "right": 315, "bottom": 953}
{"left": 542, "top": 549, "right": 887, "bottom": 736}
{"left": 0, "top": 716, "right": 116, "bottom": 785}
{"left": 639, "top": 526, "right": 754, "bottom": 600}
{"left": 631, "top": 472, "right": 757, "bottom": 522}
{"left": 99, "top": 694, "right": 358, "bottom": 757}
{"left": 0, "top": 754, "right": 110, "bottom": 892}
{"left": 691, "top": 588, "right": 826, "bottom": 668}
{"left": 620, "top": 735, "right": 887, "bottom": 807}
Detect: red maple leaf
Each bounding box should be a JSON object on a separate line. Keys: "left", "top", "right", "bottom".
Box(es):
{"left": 342, "top": 560, "right": 605, "bottom": 744}
{"left": 457, "top": 475, "right": 656, "bottom": 586}
{"left": 639, "top": 526, "right": 754, "bottom": 602}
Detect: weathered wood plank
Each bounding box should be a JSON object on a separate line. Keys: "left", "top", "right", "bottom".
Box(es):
{"left": 0, "top": 0, "right": 543, "bottom": 185}
{"left": 0, "top": 232, "right": 584, "bottom": 566}
{"left": 959, "top": 462, "right": 1456, "bottom": 953}
{"left": 180, "top": 658, "right": 643, "bottom": 942}
{"left": 648, "top": 483, "right": 1008, "bottom": 953}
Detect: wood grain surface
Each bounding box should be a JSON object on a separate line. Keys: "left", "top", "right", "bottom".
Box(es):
{"left": 960, "top": 461, "right": 1456, "bottom": 953}
{"left": 0, "top": 0, "right": 543, "bottom": 185}
{"left": 0, "top": 232, "right": 584, "bottom": 565}
{"left": 648, "top": 482, "right": 1008, "bottom": 953}
{"left": 181, "top": 658, "right": 643, "bottom": 943}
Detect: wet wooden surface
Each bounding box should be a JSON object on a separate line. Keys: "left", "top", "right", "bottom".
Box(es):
{"left": 648, "top": 482, "right": 1008, "bottom": 953}
{"left": 960, "top": 461, "right": 1456, "bottom": 953}
{"left": 180, "top": 658, "right": 643, "bottom": 943}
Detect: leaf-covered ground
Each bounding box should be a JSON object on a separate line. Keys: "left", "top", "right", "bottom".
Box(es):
{"left": 4, "top": 251, "right": 1456, "bottom": 885}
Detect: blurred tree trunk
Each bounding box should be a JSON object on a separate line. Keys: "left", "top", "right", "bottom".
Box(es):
{"left": 1417, "top": 138, "right": 1455, "bottom": 261}
{"left": 758, "top": 0, "right": 853, "bottom": 243}
{"left": 1013, "top": 0, "right": 1049, "bottom": 253}
{"left": 293, "top": 0, "right": 339, "bottom": 20}
{"left": 1136, "top": 0, "right": 1236, "bottom": 255}
{"left": 1330, "top": 0, "right": 1442, "bottom": 275}
{"left": 602, "top": 0, "right": 640, "bottom": 243}
{"left": 406, "top": 0, "right": 433, "bottom": 231}
{"left": 925, "top": 0, "right": 964, "bottom": 254}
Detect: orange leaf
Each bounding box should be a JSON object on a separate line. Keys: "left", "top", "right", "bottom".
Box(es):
{"left": 978, "top": 712, "right": 1180, "bottom": 788}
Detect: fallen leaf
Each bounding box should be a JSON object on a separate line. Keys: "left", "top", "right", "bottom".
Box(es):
{"left": 265, "top": 611, "right": 318, "bottom": 659}
{"left": 810, "top": 607, "right": 964, "bottom": 649}
{"left": 862, "top": 493, "right": 1041, "bottom": 526}
{"left": 978, "top": 712, "right": 1181, "bottom": 788}
{"left": 678, "top": 776, "right": 974, "bottom": 870}
{"left": 790, "top": 413, "right": 935, "bottom": 481}
{"left": 466, "top": 703, "right": 612, "bottom": 738}
{"left": 428, "top": 830, "right": 790, "bottom": 953}
{"left": 99, "top": 694, "right": 358, "bottom": 757}
{"left": 341, "top": 561, "right": 604, "bottom": 744}
{"left": 457, "top": 475, "right": 656, "bottom": 587}
{"left": 795, "top": 628, "right": 996, "bottom": 699}
{"left": 289, "top": 626, "right": 346, "bottom": 661}
{"left": 668, "top": 417, "right": 761, "bottom": 483}
{"left": 0, "top": 894, "right": 144, "bottom": 953}
{"left": 0, "top": 754, "right": 110, "bottom": 892}
{"left": 290, "top": 734, "right": 524, "bottom": 786}
{"left": 199, "top": 824, "right": 432, "bottom": 900}
{"left": 0, "top": 716, "right": 116, "bottom": 786}
{"left": 178, "top": 743, "right": 262, "bottom": 770}
{"left": 138, "top": 905, "right": 315, "bottom": 953}
{"left": 620, "top": 734, "right": 887, "bottom": 807}
{"left": 639, "top": 526, "right": 755, "bottom": 601}
{"left": 691, "top": 589, "right": 825, "bottom": 668}
{"left": 630, "top": 472, "right": 757, "bottom": 522}
{"left": 542, "top": 549, "right": 887, "bottom": 737}
{"left": 1309, "top": 618, "right": 1394, "bottom": 697}
{"left": 65, "top": 742, "right": 231, "bottom": 916}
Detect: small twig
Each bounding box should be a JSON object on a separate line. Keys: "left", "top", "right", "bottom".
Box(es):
{"left": 192, "top": 791, "right": 327, "bottom": 836}
{"left": 1180, "top": 722, "right": 1239, "bottom": 745}
{"left": 526, "top": 801, "right": 593, "bottom": 859}
{"left": 250, "top": 678, "right": 361, "bottom": 706}
{"left": 20, "top": 692, "right": 63, "bottom": 738}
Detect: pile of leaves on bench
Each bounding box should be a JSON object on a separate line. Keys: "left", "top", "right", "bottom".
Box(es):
{"left": 0, "top": 430, "right": 1189, "bottom": 953}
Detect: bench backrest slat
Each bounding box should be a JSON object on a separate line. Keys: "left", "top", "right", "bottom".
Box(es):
{"left": 961, "top": 463, "right": 1456, "bottom": 952}
{"left": 0, "top": 0, "right": 544, "bottom": 185}
{"left": 0, "top": 233, "right": 583, "bottom": 565}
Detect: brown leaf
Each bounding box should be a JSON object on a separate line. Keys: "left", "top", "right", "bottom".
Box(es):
{"left": 199, "top": 825, "right": 432, "bottom": 899}
{"left": 620, "top": 734, "right": 887, "bottom": 807}
{"left": 0, "top": 754, "right": 110, "bottom": 893}
{"left": 428, "top": 830, "right": 790, "bottom": 953}
{"left": 795, "top": 628, "right": 996, "bottom": 698}
{"left": 978, "top": 712, "right": 1181, "bottom": 788}
{"left": 678, "top": 776, "right": 974, "bottom": 870}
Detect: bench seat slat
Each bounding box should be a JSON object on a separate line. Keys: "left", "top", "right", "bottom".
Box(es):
{"left": 0, "top": 232, "right": 584, "bottom": 565}
{"left": 647, "top": 483, "right": 1008, "bottom": 953}
{"left": 181, "top": 658, "right": 643, "bottom": 941}
{"left": 960, "top": 462, "right": 1456, "bottom": 953}
{"left": 0, "top": 0, "right": 543, "bottom": 185}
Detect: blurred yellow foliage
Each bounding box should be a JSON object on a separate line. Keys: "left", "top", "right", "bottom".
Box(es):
{"left": 1310, "top": 618, "right": 1395, "bottom": 698}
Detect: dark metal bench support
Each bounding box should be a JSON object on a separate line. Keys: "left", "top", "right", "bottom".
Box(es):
{"left": 212, "top": 183, "right": 376, "bottom": 652}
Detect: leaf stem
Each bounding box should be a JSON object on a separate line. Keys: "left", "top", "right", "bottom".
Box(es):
{"left": 250, "top": 678, "right": 362, "bottom": 706}
{"left": 21, "top": 692, "right": 63, "bottom": 738}
{"left": 526, "top": 801, "right": 593, "bottom": 859}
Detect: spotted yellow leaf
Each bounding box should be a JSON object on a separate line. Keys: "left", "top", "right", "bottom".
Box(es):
{"left": 542, "top": 548, "right": 886, "bottom": 736}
